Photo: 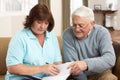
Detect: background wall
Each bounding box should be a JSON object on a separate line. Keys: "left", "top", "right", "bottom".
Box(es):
{"left": 0, "top": 15, "right": 25, "bottom": 37}
{"left": 88, "top": 0, "right": 120, "bottom": 30}
{"left": 51, "top": 0, "right": 62, "bottom": 36}
{"left": 0, "top": 0, "right": 62, "bottom": 37}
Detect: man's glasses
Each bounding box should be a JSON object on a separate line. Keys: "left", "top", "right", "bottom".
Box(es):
{"left": 72, "top": 23, "right": 90, "bottom": 29}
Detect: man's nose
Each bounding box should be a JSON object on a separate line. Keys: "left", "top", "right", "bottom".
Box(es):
{"left": 75, "top": 25, "right": 80, "bottom": 31}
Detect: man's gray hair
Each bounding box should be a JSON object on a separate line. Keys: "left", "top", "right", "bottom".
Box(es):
{"left": 72, "top": 6, "right": 94, "bottom": 21}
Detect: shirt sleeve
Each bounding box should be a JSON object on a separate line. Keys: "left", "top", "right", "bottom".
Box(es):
{"left": 52, "top": 34, "right": 62, "bottom": 62}
{"left": 6, "top": 35, "right": 25, "bottom": 66}
{"left": 85, "top": 29, "right": 116, "bottom": 73}
{"left": 62, "top": 29, "right": 79, "bottom": 62}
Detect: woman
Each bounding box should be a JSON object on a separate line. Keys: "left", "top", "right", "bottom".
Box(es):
{"left": 5, "top": 3, "right": 62, "bottom": 80}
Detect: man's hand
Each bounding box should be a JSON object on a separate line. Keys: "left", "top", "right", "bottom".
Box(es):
{"left": 68, "top": 61, "right": 88, "bottom": 75}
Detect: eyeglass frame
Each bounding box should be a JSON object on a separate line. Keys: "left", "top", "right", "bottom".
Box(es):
{"left": 72, "top": 22, "right": 90, "bottom": 30}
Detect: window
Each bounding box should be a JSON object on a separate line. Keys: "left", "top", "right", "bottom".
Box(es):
{"left": 0, "top": 0, "right": 38, "bottom": 16}
{"left": 70, "top": 0, "right": 83, "bottom": 24}
{"left": 62, "top": 0, "right": 83, "bottom": 31}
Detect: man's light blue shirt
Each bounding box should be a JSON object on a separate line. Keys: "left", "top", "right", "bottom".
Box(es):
{"left": 5, "top": 28, "right": 62, "bottom": 80}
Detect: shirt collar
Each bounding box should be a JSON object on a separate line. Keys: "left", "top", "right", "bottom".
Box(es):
{"left": 87, "top": 29, "right": 92, "bottom": 36}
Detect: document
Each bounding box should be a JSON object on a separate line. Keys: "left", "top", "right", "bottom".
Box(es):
{"left": 22, "top": 62, "right": 72, "bottom": 80}
{"left": 42, "top": 62, "right": 72, "bottom": 80}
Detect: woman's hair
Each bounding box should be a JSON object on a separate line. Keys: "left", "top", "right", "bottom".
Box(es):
{"left": 72, "top": 6, "right": 94, "bottom": 21}
{"left": 24, "top": 3, "right": 54, "bottom": 32}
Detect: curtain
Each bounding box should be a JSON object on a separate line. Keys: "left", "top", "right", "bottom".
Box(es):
{"left": 38, "top": 0, "right": 50, "bottom": 7}
{"left": 83, "top": 0, "right": 88, "bottom": 7}
{"left": 62, "top": 0, "right": 70, "bottom": 32}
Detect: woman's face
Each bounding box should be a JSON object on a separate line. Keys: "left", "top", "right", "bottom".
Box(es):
{"left": 31, "top": 20, "right": 49, "bottom": 35}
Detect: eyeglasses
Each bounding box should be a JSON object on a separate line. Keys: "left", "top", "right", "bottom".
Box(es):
{"left": 72, "top": 22, "right": 90, "bottom": 29}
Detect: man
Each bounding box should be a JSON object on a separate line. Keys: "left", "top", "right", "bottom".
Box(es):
{"left": 63, "top": 6, "right": 117, "bottom": 80}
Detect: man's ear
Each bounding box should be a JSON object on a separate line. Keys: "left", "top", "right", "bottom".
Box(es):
{"left": 91, "top": 21, "right": 95, "bottom": 26}
{"left": 89, "top": 21, "right": 95, "bottom": 29}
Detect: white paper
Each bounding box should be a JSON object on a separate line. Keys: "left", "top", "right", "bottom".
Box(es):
{"left": 42, "top": 62, "right": 72, "bottom": 80}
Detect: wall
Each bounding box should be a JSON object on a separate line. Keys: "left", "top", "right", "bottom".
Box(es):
{"left": 0, "top": 0, "right": 62, "bottom": 37}
{"left": 50, "top": 0, "right": 62, "bottom": 36}
{"left": 0, "top": 16, "right": 12, "bottom": 37}
{"left": 88, "top": 0, "right": 120, "bottom": 30}
{"left": 114, "top": 0, "right": 120, "bottom": 30}
{"left": 0, "top": 15, "right": 25, "bottom": 37}
{"left": 11, "top": 16, "right": 25, "bottom": 36}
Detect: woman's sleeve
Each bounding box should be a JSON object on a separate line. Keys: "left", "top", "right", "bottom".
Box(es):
{"left": 6, "top": 36, "right": 25, "bottom": 66}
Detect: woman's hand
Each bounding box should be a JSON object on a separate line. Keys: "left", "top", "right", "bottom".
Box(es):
{"left": 43, "top": 64, "right": 60, "bottom": 76}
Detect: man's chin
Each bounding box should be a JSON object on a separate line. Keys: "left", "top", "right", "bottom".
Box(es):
{"left": 75, "top": 35, "right": 84, "bottom": 39}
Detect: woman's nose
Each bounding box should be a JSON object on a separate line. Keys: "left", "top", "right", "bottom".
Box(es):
{"left": 40, "top": 23, "right": 45, "bottom": 28}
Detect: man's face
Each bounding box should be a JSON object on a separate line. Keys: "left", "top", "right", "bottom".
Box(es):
{"left": 72, "top": 15, "right": 94, "bottom": 39}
